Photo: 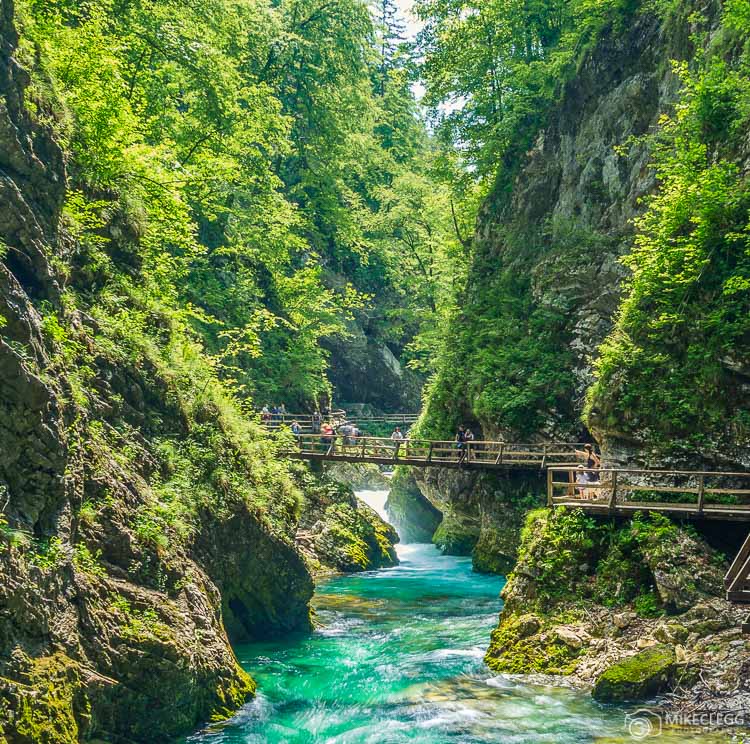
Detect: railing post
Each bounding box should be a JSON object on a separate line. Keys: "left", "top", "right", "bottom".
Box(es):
{"left": 608, "top": 470, "right": 618, "bottom": 513}
{"left": 547, "top": 468, "right": 554, "bottom": 507}
{"left": 697, "top": 474, "right": 705, "bottom": 515}
{"left": 427, "top": 441, "right": 433, "bottom": 463}
{"left": 541, "top": 444, "right": 548, "bottom": 470}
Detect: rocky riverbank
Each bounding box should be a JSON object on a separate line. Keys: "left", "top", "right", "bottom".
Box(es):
{"left": 485, "top": 508, "right": 750, "bottom": 725}
{"left": 295, "top": 468, "right": 398, "bottom": 576}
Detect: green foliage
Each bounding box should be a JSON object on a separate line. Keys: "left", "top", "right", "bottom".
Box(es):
{"left": 28, "top": 537, "right": 66, "bottom": 571}
{"left": 17, "top": 0, "right": 468, "bottom": 414}
{"left": 586, "top": 10, "right": 750, "bottom": 451}
{"left": 633, "top": 590, "right": 664, "bottom": 618}
{"left": 110, "top": 595, "right": 172, "bottom": 642}
{"left": 72, "top": 543, "right": 105, "bottom": 577}
{"left": 415, "top": 0, "right": 634, "bottom": 177}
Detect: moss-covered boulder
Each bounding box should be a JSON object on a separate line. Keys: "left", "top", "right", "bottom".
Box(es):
{"left": 592, "top": 645, "right": 677, "bottom": 702}
{"left": 432, "top": 515, "right": 480, "bottom": 556}
{"left": 485, "top": 611, "right": 583, "bottom": 675}
{"left": 312, "top": 502, "right": 398, "bottom": 572}
{"left": 298, "top": 471, "right": 399, "bottom": 573}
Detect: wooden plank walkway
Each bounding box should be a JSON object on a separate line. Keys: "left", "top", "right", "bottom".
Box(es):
{"left": 546, "top": 466, "right": 750, "bottom": 521}
{"left": 280, "top": 434, "right": 586, "bottom": 470}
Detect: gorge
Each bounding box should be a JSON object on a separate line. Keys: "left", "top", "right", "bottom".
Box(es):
{"left": 1, "top": 0, "right": 750, "bottom": 741}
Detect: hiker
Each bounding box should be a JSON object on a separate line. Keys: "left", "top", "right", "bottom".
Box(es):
{"left": 321, "top": 422, "right": 335, "bottom": 450}
{"left": 464, "top": 427, "right": 475, "bottom": 460}
{"left": 455, "top": 426, "right": 466, "bottom": 450}
{"left": 576, "top": 444, "right": 601, "bottom": 482}
{"left": 271, "top": 405, "right": 280, "bottom": 422}
{"left": 261, "top": 405, "right": 271, "bottom": 424}
{"left": 312, "top": 410, "right": 322, "bottom": 434}
{"left": 391, "top": 426, "right": 404, "bottom": 456}
{"left": 279, "top": 403, "right": 287, "bottom": 418}
{"left": 339, "top": 422, "right": 354, "bottom": 447}
{"left": 290, "top": 420, "right": 302, "bottom": 444}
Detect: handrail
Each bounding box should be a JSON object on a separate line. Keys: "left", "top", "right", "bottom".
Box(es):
{"left": 279, "top": 434, "right": 589, "bottom": 471}
{"left": 547, "top": 466, "right": 750, "bottom": 521}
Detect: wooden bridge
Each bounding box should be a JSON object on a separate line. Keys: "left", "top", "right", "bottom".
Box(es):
{"left": 280, "top": 434, "right": 587, "bottom": 470}
{"left": 279, "top": 429, "right": 750, "bottom": 622}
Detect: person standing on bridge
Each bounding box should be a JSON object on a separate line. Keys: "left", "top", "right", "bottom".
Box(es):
{"left": 391, "top": 426, "right": 404, "bottom": 457}
{"left": 312, "top": 411, "right": 322, "bottom": 434}
{"left": 576, "top": 444, "right": 601, "bottom": 482}
{"left": 291, "top": 420, "right": 302, "bottom": 444}
{"left": 464, "top": 427, "right": 475, "bottom": 460}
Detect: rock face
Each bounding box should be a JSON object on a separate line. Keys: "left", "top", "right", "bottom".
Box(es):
{"left": 322, "top": 314, "right": 422, "bottom": 412}
{"left": 412, "top": 467, "right": 543, "bottom": 573}
{"left": 420, "top": 7, "right": 684, "bottom": 445}
{"left": 385, "top": 468, "right": 442, "bottom": 544}
{"left": 0, "top": 2, "right": 314, "bottom": 740}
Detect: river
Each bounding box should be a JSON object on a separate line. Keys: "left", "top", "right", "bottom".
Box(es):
{"left": 187, "top": 489, "right": 729, "bottom": 743}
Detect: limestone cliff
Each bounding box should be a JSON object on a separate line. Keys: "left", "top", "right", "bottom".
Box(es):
{"left": 419, "top": 0, "right": 746, "bottom": 466}
{"left": 0, "top": 2, "right": 314, "bottom": 740}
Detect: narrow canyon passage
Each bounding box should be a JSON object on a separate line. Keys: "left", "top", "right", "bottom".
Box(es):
{"left": 185, "top": 490, "right": 726, "bottom": 743}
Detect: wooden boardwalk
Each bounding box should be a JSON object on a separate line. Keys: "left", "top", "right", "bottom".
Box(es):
{"left": 280, "top": 430, "right": 750, "bottom": 618}
{"left": 280, "top": 434, "right": 586, "bottom": 470}
{"left": 546, "top": 466, "right": 750, "bottom": 521}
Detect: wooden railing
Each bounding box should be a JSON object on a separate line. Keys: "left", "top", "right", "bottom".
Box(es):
{"left": 547, "top": 467, "right": 750, "bottom": 521}
{"left": 280, "top": 435, "right": 589, "bottom": 470}
{"left": 726, "top": 532, "right": 750, "bottom": 605}
{"left": 262, "top": 410, "right": 347, "bottom": 430}
{"left": 345, "top": 413, "right": 420, "bottom": 424}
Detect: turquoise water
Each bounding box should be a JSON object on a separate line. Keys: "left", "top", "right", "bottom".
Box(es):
{"left": 188, "top": 492, "right": 728, "bottom": 743}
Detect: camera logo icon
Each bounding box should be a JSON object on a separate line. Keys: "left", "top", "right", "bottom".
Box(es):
{"left": 625, "top": 709, "right": 663, "bottom": 739}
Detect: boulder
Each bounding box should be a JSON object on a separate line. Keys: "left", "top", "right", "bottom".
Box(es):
{"left": 592, "top": 645, "right": 677, "bottom": 703}
{"left": 554, "top": 626, "right": 586, "bottom": 649}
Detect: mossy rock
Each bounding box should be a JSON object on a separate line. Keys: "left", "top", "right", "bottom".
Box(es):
{"left": 432, "top": 517, "right": 479, "bottom": 556}
{"left": 592, "top": 645, "right": 676, "bottom": 703}
{"left": 484, "top": 612, "right": 581, "bottom": 675}
{"left": 1, "top": 653, "right": 89, "bottom": 744}
{"left": 472, "top": 536, "right": 515, "bottom": 575}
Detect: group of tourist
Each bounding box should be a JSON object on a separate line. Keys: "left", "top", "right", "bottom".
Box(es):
{"left": 260, "top": 404, "right": 287, "bottom": 423}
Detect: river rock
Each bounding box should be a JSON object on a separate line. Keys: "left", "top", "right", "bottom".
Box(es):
{"left": 613, "top": 612, "right": 636, "bottom": 630}
{"left": 554, "top": 627, "right": 585, "bottom": 649}
{"left": 592, "top": 645, "right": 677, "bottom": 703}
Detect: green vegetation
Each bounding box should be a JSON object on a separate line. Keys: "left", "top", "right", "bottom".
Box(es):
{"left": 586, "top": 4, "right": 750, "bottom": 452}
{"left": 15, "top": 0, "right": 475, "bottom": 416}
{"left": 592, "top": 645, "right": 677, "bottom": 702}
{"left": 413, "top": 0, "right": 750, "bottom": 451}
